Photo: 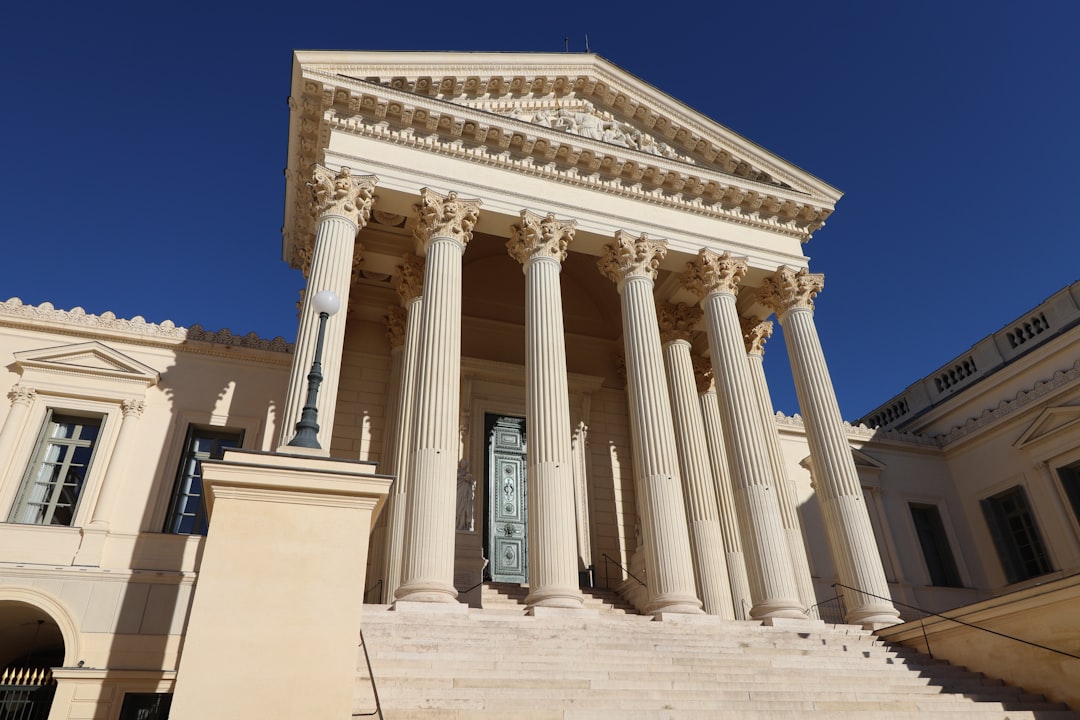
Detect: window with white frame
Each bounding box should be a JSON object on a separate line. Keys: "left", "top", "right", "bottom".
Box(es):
{"left": 165, "top": 426, "right": 243, "bottom": 534}
{"left": 8, "top": 411, "right": 104, "bottom": 526}
{"left": 980, "top": 485, "right": 1053, "bottom": 584}
{"left": 1056, "top": 461, "right": 1080, "bottom": 527}
{"left": 909, "top": 503, "right": 963, "bottom": 587}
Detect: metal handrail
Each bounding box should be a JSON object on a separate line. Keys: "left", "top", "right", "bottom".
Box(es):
{"left": 807, "top": 592, "right": 846, "bottom": 624}
{"left": 363, "top": 578, "right": 383, "bottom": 604}
{"left": 601, "top": 553, "right": 646, "bottom": 589}
{"left": 833, "top": 581, "right": 1080, "bottom": 661}
{"left": 352, "top": 629, "right": 384, "bottom": 719}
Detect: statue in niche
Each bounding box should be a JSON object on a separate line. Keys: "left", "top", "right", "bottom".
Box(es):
{"left": 456, "top": 458, "right": 475, "bottom": 532}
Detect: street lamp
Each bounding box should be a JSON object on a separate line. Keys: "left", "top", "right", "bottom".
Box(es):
{"left": 287, "top": 289, "right": 341, "bottom": 449}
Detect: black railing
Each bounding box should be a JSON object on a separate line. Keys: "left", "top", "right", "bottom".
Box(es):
{"left": 601, "top": 553, "right": 645, "bottom": 590}
{"left": 833, "top": 581, "right": 1080, "bottom": 662}
{"left": 352, "top": 629, "right": 384, "bottom": 719}
{"left": 808, "top": 593, "right": 846, "bottom": 625}
{"left": 363, "top": 578, "right": 383, "bottom": 604}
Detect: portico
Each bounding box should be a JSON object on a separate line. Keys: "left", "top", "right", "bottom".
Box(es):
{"left": 281, "top": 51, "right": 899, "bottom": 626}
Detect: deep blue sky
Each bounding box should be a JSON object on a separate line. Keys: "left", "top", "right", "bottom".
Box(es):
{"left": 3, "top": 3, "right": 1078, "bottom": 421}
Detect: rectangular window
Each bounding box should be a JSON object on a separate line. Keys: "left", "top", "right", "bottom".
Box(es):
{"left": 9, "top": 411, "right": 103, "bottom": 526}
{"left": 118, "top": 692, "right": 172, "bottom": 720}
{"left": 980, "top": 486, "right": 1053, "bottom": 584}
{"left": 165, "top": 427, "right": 243, "bottom": 534}
{"left": 1056, "top": 462, "right": 1080, "bottom": 526}
{"left": 909, "top": 503, "right": 963, "bottom": 587}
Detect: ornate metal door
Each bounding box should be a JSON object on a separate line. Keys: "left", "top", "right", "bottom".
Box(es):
{"left": 487, "top": 415, "right": 527, "bottom": 583}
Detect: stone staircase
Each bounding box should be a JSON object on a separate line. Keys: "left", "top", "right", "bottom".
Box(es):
{"left": 354, "top": 584, "right": 1077, "bottom": 719}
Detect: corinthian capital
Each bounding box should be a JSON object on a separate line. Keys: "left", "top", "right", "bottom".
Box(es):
{"left": 682, "top": 249, "right": 748, "bottom": 299}
{"left": 741, "top": 317, "right": 774, "bottom": 356}
{"left": 120, "top": 399, "right": 146, "bottom": 418}
{"left": 412, "top": 188, "right": 481, "bottom": 248}
{"left": 691, "top": 355, "right": 714, "bottom": 393}
{"left": 7, "top": 385, "right": 36, "bottom": 407}
{"left": 395, "top": 253, "right": 425, "bottom": 304}
{"left": 385, "top": 306, "right": 407, "bottom": 348}
{"left": 309, "top": 166, "right": 377, "bottom": 226}
{"left": 658, "top": 302, "right": 703, "bottom": 343}
{"left": 507, "top": 210, "right": 576, "bottom": 265}
{"left": 758, "top": 266, "right": 824, "bottom": 315}
{"left": 598, "top": 231, "right": 667, "bottom": 285}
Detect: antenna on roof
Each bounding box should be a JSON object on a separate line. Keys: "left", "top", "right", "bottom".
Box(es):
{"left": 585, "top": 34, "right": 590, "bottom": 53}
{"left": 564, "top": 36, "right": 569, "bottom": 53}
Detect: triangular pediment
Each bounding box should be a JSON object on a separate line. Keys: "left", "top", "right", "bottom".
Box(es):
{"left": 15, "top": 341, "right": 160, "bottom": 385}
{"left": 1014, "top": 405, "right": 1080, "bottom": 448}
{"left": 852, "top": 448, "right": 886, "bottom": 471}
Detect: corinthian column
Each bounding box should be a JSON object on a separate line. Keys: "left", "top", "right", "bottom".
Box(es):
{"left": 742, "top": 318, "right": 817, "bottom": 617}
{"left": 396, "top": 189, "right": 480, "bottom": 604}
{"left": 693, "top": 357, "right": 753, "bottom": 619}
{"left": 382, "top": 255, "right": 425, "bottom": 603}
{"left": 599, "top": 232, "right": 702, "bottom": 616}
{"left": 0, "top": 386, "right": 36, "bottom": 511}
{"left": 280, "top": 166, "right": 376, "bottom": 451}
{"left": 683, "top": 250, "right": 805, "bottom": 620}
{"left": 508, "top": 211, "right": 584, "bottom": 611}
{"left": 759, "top": 267, "right": 900, "bottom": 627}
{"left": 658, "top": 303, "right": 734, "bottom": 618}
{"left": 88, "top": 399, "right": 146, "bottom": 528}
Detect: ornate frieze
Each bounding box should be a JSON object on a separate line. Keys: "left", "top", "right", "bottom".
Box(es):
{"left": 741, "top": 318, "right": 774, "bottom": 356}
{"left": 7, "top": 385, "right": 36, "bottom": 407}
{"left": 759, "top": 266, "right": 824, "bottom": 315}
{"left": 385, "top": 306, "right": 407, "bottom": 348}
{"left": 682, "top": 249, "right": 748, "bottom": 299}
{"left": 120, "top": 399, "right": 146, "bottom": 418}
{"left": 507, "top": 211, "right": 576, "bottom": 265}
{"left": 657, "top": 302, "right": 703, "bottom": 344}
{"left": 598, "top": 231, "right": 667, "bottom": 284}
{"left": 308, "top": 166, "right": 376, "bottom": 226}
{"left": 395, "top": 253, "right": 426, "bottom": 304}
{"left": 412, "top": 189, "right": 481, "bottom": 247}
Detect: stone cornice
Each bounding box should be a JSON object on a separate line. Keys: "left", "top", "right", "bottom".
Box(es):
{"left": 773, "top": 411, "right": 944, "bottom": 448}
{"left": 0, "top": 298, "right": 293, "bottom": 360}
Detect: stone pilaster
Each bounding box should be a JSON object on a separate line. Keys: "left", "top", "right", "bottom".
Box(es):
{"left": 683, "top": 249, "right": 805, "bottom": 620}
{"left": 658, "top": 304, "right": 734, "bottom": 618}
{"left": 742, "top": 317, "right": 818, "bottom": 617}
{"left": 693, "top": 358, "right": 753, "bottom": 619}
{"left": 396, "top": 189, "right": 480, "bottom": 604}
{"left": 0, "top": 386, "right": 37, "bottom": 511}
{"left": 381, "top": 255, "right": 425, "bottom": 603}
{"left": 88, "top": 399, "right": 146, "bottom": 528}
{"left": 599, "top": 232, "right": 702, "bottom": 616}
{"left": 508, "top": 211, "right": 584, "bottom": 611}
{"left": 759, "top": 267, "right": 900, "bottom": 627}
{"left": 280, "top": 166, "right": 376, "bottom": 451}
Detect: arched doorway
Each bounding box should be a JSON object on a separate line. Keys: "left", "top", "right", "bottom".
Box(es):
{"left": 0, "top": 601, "right": 64, "bottom": 719}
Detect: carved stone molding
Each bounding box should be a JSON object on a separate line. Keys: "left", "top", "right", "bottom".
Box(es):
{"left": 741, "top": 318, "right": 774, "bottom": 356}
{"left": 120, "top": 399, "right": 146, "bottom": 418}
{"left": 308, "top": 166, "right": 377, "bottom": 226}
{"left": 395, "top": 253, "right": 426, "bottom": 304}
{"left": 412, "top": 188, "right": 481, "bottom": 248}
{"left": 657, "top": 302, "right": 702, "bottom": 343}
{"left": 597, "top": 231, "right": 666, "bottom": 285}
{"left": 507, "top": 210, "right": 576, "bottom": 265}
{"left": 8, "top": 385, "right": 36, "bottom": 407}
{"left": 682, "top": 249, "right": 748, "bottom": 299}
{"left": 759, "top": 266, "right": 824, "bottom": 315}
{"left": 691, "top": 355, "right": 714, "bottom": 393}
{"left": 351, "top": 244, "right": 366, "bottom": 285}
{"left": 774, "top": 411, "right": 942, "bottom": 447}
{"left": 385, "top": 306, "right": 406, "bottom": 348}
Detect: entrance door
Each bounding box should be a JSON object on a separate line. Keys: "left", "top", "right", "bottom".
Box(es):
{"left": 486, "top": 415, "right": 527, "bottom": 584}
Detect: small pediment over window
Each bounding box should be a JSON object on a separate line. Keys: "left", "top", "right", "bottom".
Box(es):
{"left": 1013, "top": 406, "right": 1080, "bottom": 448}
{"left": 851, "top": 448, "right": 886, "bottom": 471}
{"left": 14, "top": 341, "right": 160, "bottom": 387}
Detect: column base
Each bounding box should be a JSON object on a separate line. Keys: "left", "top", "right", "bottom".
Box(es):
{"left": 525, "top": 586, "right": 584, "bottom": 610}
{"left": 645, "top": 593, "right": 704, "bottom": 617}
{"left": 392, "top": 599, "right": 468, "bottom": 615}
{"left": 394, "top": 580, "right": 459, "bottom": 604}
{"left": 845, "top": 602, "right": 902, "bottom": 629}
{"left": 749, "top": 598, "right": 808, "bottom": 621}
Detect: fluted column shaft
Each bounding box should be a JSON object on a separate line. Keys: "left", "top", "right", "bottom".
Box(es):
{"left": 0, "top": 386, "right": 35, "bottom": 510}
{"left": 397, "top": 189, "right": 480, "bottom": 604}
{"left": 89, "top": 399, "right": 145, "bottom": 528}
{"left": 599, "top": 233, "right": 702, "bottom": 616}
{"left": 761, "top": 267, "right": 900, "bottom": 627}
{"left": 684, "top": 250, "right": 805, "bottom": 620}
{"left": 510, "top": 212, "right": 583, "bottom": 610}
{"left": 659, "top": 304, "right": 734, "bottom": 618}
{"left": 743, "top": 320, "right": 818, "bottom": 617}
{"left": 382, "top": 256, "right": 425, "bottom": 603}
{"left": 698, "top": 381, "right": 753, "bottom": 619}
{"left": 280, "top": 167, "right": 375, "bottom": 451}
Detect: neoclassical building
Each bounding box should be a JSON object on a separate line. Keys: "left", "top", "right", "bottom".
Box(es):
{"left": 1, "top": 51, "right": 1077, "bottom": 719}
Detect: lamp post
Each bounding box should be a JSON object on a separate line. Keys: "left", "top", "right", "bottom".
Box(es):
{"left": 287, "top": 290, "right": 341, "bottom": 449}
